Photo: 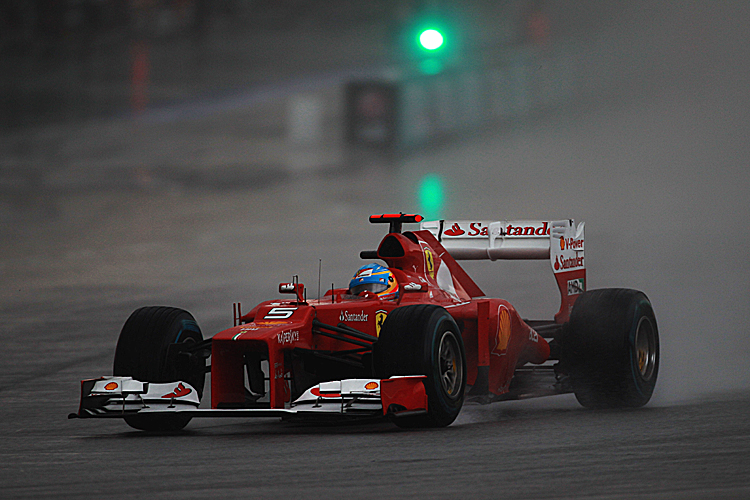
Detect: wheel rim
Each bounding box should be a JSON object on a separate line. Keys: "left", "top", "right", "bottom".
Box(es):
{"left": 634, "top": 316, "right": 657, "bottom": 381}
{"left": 438, "top": 330, "right": 463, "bottom": 399}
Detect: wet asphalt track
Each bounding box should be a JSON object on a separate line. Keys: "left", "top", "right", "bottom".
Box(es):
{"left": 5, "top": 349, "right": 750, "bottom": 500}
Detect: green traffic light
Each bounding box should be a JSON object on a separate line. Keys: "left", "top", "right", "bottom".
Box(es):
{"left": 419, "top": 29, "right": 444, "bottom": 51}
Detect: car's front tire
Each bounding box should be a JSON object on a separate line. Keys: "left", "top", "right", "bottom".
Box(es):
{"left": 113, "top": 306, "right": 205, "bottom": 431}
{"left": 373, "top": 305, "right": 466, "bottom": 427}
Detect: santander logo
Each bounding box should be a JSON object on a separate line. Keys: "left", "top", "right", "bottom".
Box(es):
{"left": 444, "top": 222, "right": 488, "bottom": 237}
{"left": 161, "top": 382, "right": 192, "bottom": 399}
{"left": 443, "top": 221, "right": 551, "bottom": 238}
{"left": 340, "top": 310, "right": 368, "bottom": 322}
{"left": 554, "top": 255, "right": 584, "bottom": 271}
{"left": 444, "top": 223, "right": 465, "bottom": 236}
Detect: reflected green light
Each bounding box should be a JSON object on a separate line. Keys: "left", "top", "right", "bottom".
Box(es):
{"left": 418, "top": 174, "right": 445, "bottom": 220}
{"left": 419, "top": 58, "right": 443, "bottom": 75}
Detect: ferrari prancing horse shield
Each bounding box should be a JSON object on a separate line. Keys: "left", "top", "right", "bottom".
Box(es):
{"left": 375, "top": 310, "right": 387, "bottom": 337}
{"left": 424, "top": 247, "right": 435, "bottom": 278}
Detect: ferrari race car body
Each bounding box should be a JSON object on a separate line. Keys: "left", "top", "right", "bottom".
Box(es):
{"left": 71, "top": 214, "right": 659, "bottom": 430}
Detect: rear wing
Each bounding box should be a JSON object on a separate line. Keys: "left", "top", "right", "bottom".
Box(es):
{"left": 420, "top": 219, "right": 585, "bottom": 322}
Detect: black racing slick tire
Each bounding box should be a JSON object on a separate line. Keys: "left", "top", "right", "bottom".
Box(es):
{"left": 563, "top": 289, "right": 659, "bottom": 408}
{"left": 373, "top": 305, "right": 466, "bottom": 428}
{"left": 113, "top": 306, "right": 205, "bottom": 431}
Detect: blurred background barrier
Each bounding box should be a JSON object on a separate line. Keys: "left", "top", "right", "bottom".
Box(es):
{"left": 0, "top": 0, "right": 637, "bottom": 189}
{"left": 390, "top": 43, "right": 579, "bottom": 150}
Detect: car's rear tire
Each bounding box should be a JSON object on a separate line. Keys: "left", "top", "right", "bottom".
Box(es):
{"left": 113, "top": 306, "right": 205, "bottom": 431}
{"left": 373, "top": 305, "right": 466, "bottom": 428}
{"left": 563, "top": 288, "right": 659, "bottom": 408}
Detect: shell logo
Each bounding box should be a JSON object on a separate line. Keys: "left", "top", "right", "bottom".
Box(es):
{"left": 560, "top": 237, "right": 565, "bottom": 251}
{"left": 494, "top": 306, "right": 511, "bottom": 353}
{"left": 365, "top": 381, "right": 379, "bottom": 390}
{"left": 104, "top": 382, "right": 119, "bottom": 391}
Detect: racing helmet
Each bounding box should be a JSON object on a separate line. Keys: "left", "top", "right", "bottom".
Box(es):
{"left": 348, "top": 263, "right": 398, "bottom": 300}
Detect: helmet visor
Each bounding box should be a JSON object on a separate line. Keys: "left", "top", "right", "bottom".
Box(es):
{"left": 349, "top": 282, "right": 388, "bottom": 296}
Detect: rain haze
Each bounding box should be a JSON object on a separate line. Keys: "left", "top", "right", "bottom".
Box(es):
{"left": 1, "top": 1, "right": 749, "bottom": 498}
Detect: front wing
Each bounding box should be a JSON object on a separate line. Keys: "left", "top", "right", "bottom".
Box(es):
{"left": 69, "top": 376, "right": 428, "bottom": 421}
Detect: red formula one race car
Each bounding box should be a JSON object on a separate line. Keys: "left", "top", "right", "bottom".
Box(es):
{"left": 70, "top": 213, "right": 659, "bottom": 431}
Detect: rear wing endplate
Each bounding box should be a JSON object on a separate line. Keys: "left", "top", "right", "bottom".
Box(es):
{"left": 420, "top": 219, "right": 585, "bottom": 322}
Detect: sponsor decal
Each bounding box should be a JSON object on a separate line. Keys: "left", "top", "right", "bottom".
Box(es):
{"left": 505, "top": 222, "right": 550, "bottom": 237}
{"left": 234, "top": 322, "right": 287, "bottom": 337}
{"left": 443, "top": 223, "right": 465, "bottom": 236}
{"left": 375, "top": 310, "right": 387, "bottom": 337}
{"left": 365, "top": 381, "right": 379, "bottom": 390}
{"left": 104, "top": 382, "right": 118, "bottom": 391}
{"left": 493, "top": 305, "right": 512, "bottom": 355}
{"left": 529, "top": 329, "right": 539, "bottom": 343}
{"left": 424, "top": 247, "right": 435, "bottom": 278}
{"left": 444, "top": 222, "right": 489, "bottom": 237}
{"left": 567, "top": 278, "right": 585, "bottom": 295}
{"left": 161, "top": 382, "right": 191, "bottom": 399}
{"left": 339, "top": 310, "right": 368, "bottom": 322}
{"left": 554, "top": 255, "right": 585, "bottom": 271}
{"left": 311, "top": 387, "right": 340, "bottom": 398}
{"left": 264, "top": 307, "right": 297, "bottom": 319}
{"left": 403, "top": 282, "right": 423, "bottom": 291}
{"left": 561, "top": 236, "right": 584, "bottom": 251}
{"left": 231, "top": 322, "right": 288, "bottom": 340}
{"left": 444, "top": 221, "right": 551, "bottom": 238}
{"left": 274, "top": 362, "right": 284, "bottom": 380}
{"left": 467, "top": 222, "right": 489, "bottom": 236}
{"left": 277, "top": 329, "right": 300, "bottom": 345}
{"left": 354, "top": 267, "right": 373, "bottom": 278}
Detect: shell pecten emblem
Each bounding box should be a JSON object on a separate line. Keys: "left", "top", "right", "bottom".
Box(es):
{"left": 494, "top": 306, "right": 512, "bottom": 354}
